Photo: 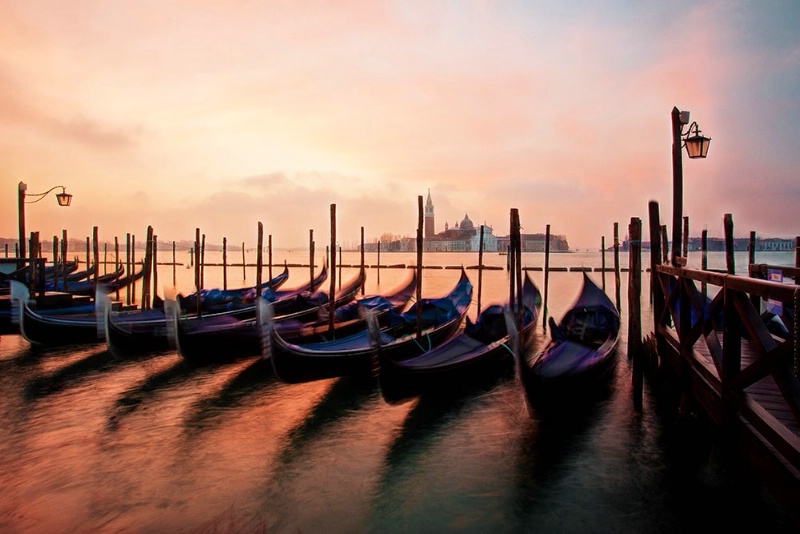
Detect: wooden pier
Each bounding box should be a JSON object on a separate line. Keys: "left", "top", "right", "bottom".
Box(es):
{"left": 645, "top": 238, "right": 800, "bottom": 525}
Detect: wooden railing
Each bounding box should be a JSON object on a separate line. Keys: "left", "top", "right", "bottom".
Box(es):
{"left": 651, "top": 262, "right": 800, "bottom": 473}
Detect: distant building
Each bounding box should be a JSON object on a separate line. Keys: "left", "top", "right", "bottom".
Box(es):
{"left": 424, "top": 212, "right": 499, "bottom": 252}
{"left": 360, "top": 191, "right": 570, "bottom": 252}
{"left": 424, "top": 189, "right": 435, "bottom": 239}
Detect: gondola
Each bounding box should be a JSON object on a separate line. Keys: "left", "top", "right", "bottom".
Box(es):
{"left": 177, "top": 264, "right": 290, "bottom": 314}
{"left": 377, "top": 272, "right": 541, "bottom": 404}
{"left": 43, "top": 264, "right": 126, "bottom": 295}
{"left": 104, "top": 265, "right": 326, "bottom": 357}
{"left": 518, "top": 272, "right": 620, "bottom": 413}
{"left": 9, "top": 281, "right": 112, "bottom": 347}
{"left": 262, "top": 268, "right": 473, "bottom": 384}
{"left": 171, "top": 267, "right": 368, "bottom": 364}
{"left": 271, "top": 270, "right": 417, "bottom": 344}
{"left": 0, "top": 260, "right": 79, "bottom": 288}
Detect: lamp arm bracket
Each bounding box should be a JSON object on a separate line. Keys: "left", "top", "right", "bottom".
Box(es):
{"left": 24, "top": 185, "right": 67, "bottom": 204}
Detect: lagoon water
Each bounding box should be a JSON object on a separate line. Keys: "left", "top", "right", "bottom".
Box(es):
{"left": 0, "top": 250, "right": 795, "bottom": 532}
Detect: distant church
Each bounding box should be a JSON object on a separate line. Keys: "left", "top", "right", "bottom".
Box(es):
{"left": 423, "top": 190, "right": 499, "bottom": 252}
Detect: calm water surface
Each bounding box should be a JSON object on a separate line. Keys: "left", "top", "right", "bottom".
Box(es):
{"left": 0, "top": 250, "right": 794, "bottom": 532}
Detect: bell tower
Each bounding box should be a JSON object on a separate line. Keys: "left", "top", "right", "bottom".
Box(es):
{"left": 424, "top": 189, "right": 435, "bottom": 238}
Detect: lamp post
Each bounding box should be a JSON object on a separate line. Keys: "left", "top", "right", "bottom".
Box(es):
{"left": 671, "top": 107, "right": 711, "bottom": 266}
{"left": 18, "top": 181, "right": 73, "bottom": 259}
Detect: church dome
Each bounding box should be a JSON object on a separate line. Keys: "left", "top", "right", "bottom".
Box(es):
{"left": 460, "top": 213, "right": 474, "bottom": 231}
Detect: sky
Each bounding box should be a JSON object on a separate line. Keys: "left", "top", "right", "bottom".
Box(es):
{"left": 1, "top": 0, "right": 799, "bottom": 251}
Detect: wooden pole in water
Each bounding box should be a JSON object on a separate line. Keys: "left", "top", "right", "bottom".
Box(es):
{"left": 360, "top": 226, "right": 365, "bottom": 295}
{"left": 748, "top": 230, "right": 761, "bottom": 310}
{"left": 613, "top": 222, "right": 621, "bottom": 312}
{"left": 52, "top": 236, "right": 58, "bottom": 290}
{"left": 647, "top": 201, "right": 664, "bottom": 331}
{"left": 172, "top": 241, "right": 176, "bottom": 288}
{"left": 601, "top": 236, "right": 606, "bottom": 291}
{"left": 200, "top": 233, "right": 206, "bottom": 290}
{"left": 268, "top": 235, "right": 273, "bottom": 287}
{"left": 114, "top": 236, "right": 120, "bottom": 298}
{"left": 724, "top": 213, "right": 735, "bottom": 275}
{"left": 141, "top": 226, "right": 153, "bottom": 310}
{"left": 629, "top": 217, "right": 643, "bottom": 411}
{"left": 513, "top": 210, "right": 523, "bottom": 340}
{"left": 329, "top": 204, "right": 337, "bottom": 334}
{"left": 92, "top": 226, "right": 99, "bottom": 300}
{"left": 242, "top": 243, "right": 246, "bottom": 280}
{"left": 61, "top": 229, "right": 69, "bottom": 293}
{"left": 377, "top": 241, "right": 381, "bottom": 284}
{"left": 256, "top": 223, "right": 263, "bottom": 293}
{"left": 660, "top": 225, "right": 669, "bottom": 263}
{"left": 152, "top": 234, "right": 158, "bottom": 307}
{"left": 103, "top": 243, "right": 107, "bottom": 275}
{"left": 477, "top": 225, "right": 485, "bottom": 317}
{"left": 701, "top": 229, "right": 708, "bottom": 301}
{"left": 222, "top": 237, "right": 228, "bottom": 290}
{"left": 416, "top": 195, "right": 423, "bottom": 340}
{"left": 309, "top": 229, "right": 314, "bottom": 290}
{"left": 49, "top": 236, "right": 57, "bottom": 288}
{"left": 62, "top": 230, "right": 68, "bottom": 293}
{"left": 195, "top": 228, "right": 201, "bottom": 316}
{"left": 682, "top": 215, "right": 689, "bottom": 258}
{"left": 543, "top": 224, "right": 551, "bottom": 331}
{"left": 508, "top": 214, "right": 515, "bottom": 307}
{"left": 131, "top": 234, "right": 136, "bottom": 301}
{"left": 85, "top": 237, "right": 90, "bottom": 274}
{"left": 126, "top": 233, "right": 131, "bottom": 306}
{"left": 338, "top": 245, "right": 342, "bottom": 291}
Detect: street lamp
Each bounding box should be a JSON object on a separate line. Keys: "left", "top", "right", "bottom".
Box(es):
{"left": 18, "top": 181, "right": 73, "bottom": 259}
{"left": 671, "top": 107, "right": 711, "bottom": 266}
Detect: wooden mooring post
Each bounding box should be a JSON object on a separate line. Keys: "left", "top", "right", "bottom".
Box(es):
{"left": 724, "top": 213, "right": 735, "bottom": 274}
{"left": 152, "top": 234, "right": 158, "bottom": 307}
{"left": 477, "top": 225, "right": 485, "bottom": 316}
{"left": 194, "top": 228, "right": 201, "bottom": 316}
{"left": 329, "top": 205, "right": 337, "bottom": 334}
{"left": 360, "top": 226, "right": 365, "bottom": 295}
{"left": 601, "top": 236, "right": 606, "bottom": 291}
{"left": 613, "top": 222, "right": 621, "bottom": 312}
{"left": 222, "top": 237, "right": 228, "bottom": 290}
{"left": 416, "top": 195, "right": 423, "bottom": 340}
{"left": 92, "top": 227, "right": 99, "bottom": 299}
{"left": 268, "top": 235, "right": 273, "bottom": 287}
{"left": 200, "top": 233, "right": 206, "bottom": 290}
{"left": 126, "top": 233, "right": 131, "bottom": 306}
{"left": 542, "top": 224, "right": 551, "bottom": 331}
{"left": 141, "top": 226, "right": 153, "bottom": 310}
{"left": 512, "top": 210, "right": 523, "bottom": 340}
{"left": 377, "top": 241, "right": 381, "bottom": 284}
{"left": 62, "top": 230, "right": 69, "bottom": 294}
{"left": 628, "top": 217, "right": 643, "bottom": 410}
{"left": 309, "top": 230, "right": 315, "bottom": 290}
{"left": 256, "top": 223, "right": 263, "bottom": 294}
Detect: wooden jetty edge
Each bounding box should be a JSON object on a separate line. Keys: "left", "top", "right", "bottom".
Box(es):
{"left": 641, "top": 205, "right": 800, "bottom": 526}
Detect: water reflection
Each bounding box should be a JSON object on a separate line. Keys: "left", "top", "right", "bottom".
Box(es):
{"left": 182, "top": 356, "right": 277, "bottom": 433}
{"left": 24, "top": 348, "right": 116, "bottom": 399}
